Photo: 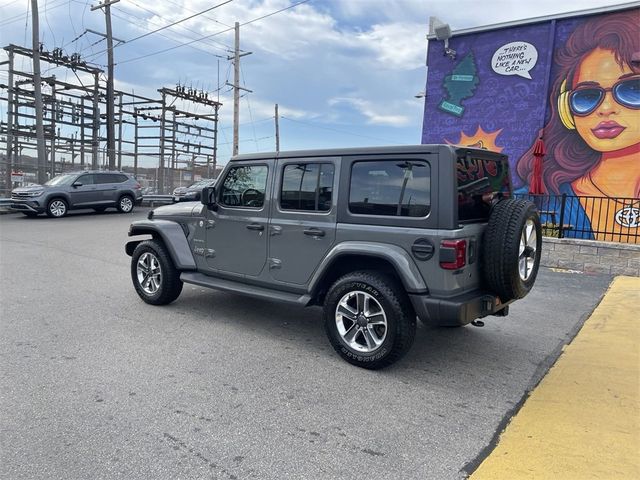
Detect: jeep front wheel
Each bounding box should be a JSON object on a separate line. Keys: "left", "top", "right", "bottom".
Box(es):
{"left": 323, "top": 271, "right": 416, "bottom": 369}
{"left": 131, "top": 239, "right": 183, "bottom": 305}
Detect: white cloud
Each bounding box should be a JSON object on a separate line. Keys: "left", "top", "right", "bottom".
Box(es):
{"left": 329, "top": 97, "right": 414, "bottom": 127}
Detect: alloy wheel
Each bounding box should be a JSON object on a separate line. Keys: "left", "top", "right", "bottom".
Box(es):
{"left": 120, "top": 196, "right": 133, "bottom": 212}
{"left": 136, "top": 252, "right": 162, "bottom": 295}
{"left": 49, "top": 200, "right": 66, "bottom": 217}
{"left": 335, "top": 290, "right": 388, "bottom": 353}
{"left": 519, "top": 218, "right": 537, "bottom": 281}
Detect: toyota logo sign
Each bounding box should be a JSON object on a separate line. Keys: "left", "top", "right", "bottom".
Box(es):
{"left": 615, "top": 207, "right": 640, "bottom": 228}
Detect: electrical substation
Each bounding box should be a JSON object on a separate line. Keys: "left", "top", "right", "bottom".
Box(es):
{"left": 1, "top": 43, "right": 222, "bottom": 195}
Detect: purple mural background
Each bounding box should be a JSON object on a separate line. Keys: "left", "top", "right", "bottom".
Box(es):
{"left": 421, "top": 17, "right": 583, "bottom": 189}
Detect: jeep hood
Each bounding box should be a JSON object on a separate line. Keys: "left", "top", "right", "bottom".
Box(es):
{"left": 151, "top": 202, "right": 204, "bottom": 217}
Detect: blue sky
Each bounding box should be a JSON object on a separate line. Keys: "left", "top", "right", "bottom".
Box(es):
{"left": 0, "top": 0, "right": 625, "bottom": 166}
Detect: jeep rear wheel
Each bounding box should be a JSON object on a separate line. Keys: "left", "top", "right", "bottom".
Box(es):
{"left": 131, "top": 239, "right": 183, "bottom": 305}
{"left": 482, "top": 198, "right": 542, "bottom": 301}
{"left": 324, "top": 271, "right": 416, "bottom": 369}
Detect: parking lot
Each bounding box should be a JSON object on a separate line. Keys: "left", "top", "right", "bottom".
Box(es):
{"left": 0, "top": 208, "right": 613, "bottom": 479}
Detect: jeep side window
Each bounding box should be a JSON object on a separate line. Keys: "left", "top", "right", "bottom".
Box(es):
{"left": 219, "top": 165, "right": 268, "bottom": 208}
{"left": 349, "top": 160, "right": 430, "bottom": 217}
{"left": 280, "top": 163, "right": 334, "bottom": 212}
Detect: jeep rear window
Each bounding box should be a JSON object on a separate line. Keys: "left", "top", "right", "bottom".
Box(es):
{"left": 457, "top": 155, "right": 511, "bottom": 222}
{"left": 349, "top": 160, "right": 430, "bottom": 217}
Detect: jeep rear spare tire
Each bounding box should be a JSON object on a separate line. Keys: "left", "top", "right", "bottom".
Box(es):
{"left": 482, "top": 198, "right": 542, "bottom": 301}
{"left": 323, "top": 271, "right": 416, "bottom": 369}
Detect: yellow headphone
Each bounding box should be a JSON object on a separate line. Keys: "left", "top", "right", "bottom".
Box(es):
{"left": 557, "top": 79, "right": 576, "bottom": 130}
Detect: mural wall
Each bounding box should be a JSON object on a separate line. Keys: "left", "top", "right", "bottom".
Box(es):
{"left": 421, "top": 8, "right": 640, "bottom": 242}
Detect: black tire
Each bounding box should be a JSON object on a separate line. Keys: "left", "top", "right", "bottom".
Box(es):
{"left": 93, "top": 207, "right": 106, "bottom": 213}
{"left": 482, "top": 198, "right": 542, "bottom": 301}
{"left": 323, "top": 271, "right": 416, "bottom": 370}
{"left": 46, "top": 198, "right": 68, "bottom": 218}
{"left": 117, "top": 194, "right": 135, "bottom": 213}
{"left": 131, "top": 239, "right": 183, "bottom": 305}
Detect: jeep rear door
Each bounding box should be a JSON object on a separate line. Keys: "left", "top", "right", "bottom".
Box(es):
{"left": 268, "top": 158, "right": 337, "bottom": 286}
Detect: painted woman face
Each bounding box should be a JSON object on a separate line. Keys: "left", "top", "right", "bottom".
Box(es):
{"left": 571, "top": 48, "right": 640, "bottom": 152}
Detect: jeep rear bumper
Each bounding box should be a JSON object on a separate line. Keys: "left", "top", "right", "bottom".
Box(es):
{"left": 409, "top": 291, "right": 511, "bottom": 327}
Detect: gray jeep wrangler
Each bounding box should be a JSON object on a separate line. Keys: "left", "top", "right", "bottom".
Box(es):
{"left": 126, "top": 145, "right": 542, "bottom": 369}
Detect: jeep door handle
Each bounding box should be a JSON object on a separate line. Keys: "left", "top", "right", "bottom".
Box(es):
{"left": 246, "top": 223, "right": 264, "bottom": 231}
{"left": 303, "top": 228, "right": 325, "bottom": 237}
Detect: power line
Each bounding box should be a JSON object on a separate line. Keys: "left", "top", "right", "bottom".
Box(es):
{"left": 121, "top": 0, "right": 232, "bottom": 51}
{"left": 110, "top": 0, "right": 312, "bottom": 66}
{"left": 0, "top": 0, "right": 69, "bottom": 28}
{"left": 127, "top": 0, "right": 235, "bottom": 44}
{"left": 108, "top": 9, "right": 227, "bottom": 59}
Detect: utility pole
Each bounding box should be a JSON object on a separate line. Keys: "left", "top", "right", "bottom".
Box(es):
{"left": 226, "top": 22, "right": 252, "bottom": 157}
{"left": 91, "top": 0, "right": 119, "bottom": 170}
{"left": 4, "top": 50, "right": 14, "bottom": 191}
{"left": 31, "top": 0, "right": 47, "bottom": 184}
{"left": 275, "top": 104, "right": 280, "bottom": 153}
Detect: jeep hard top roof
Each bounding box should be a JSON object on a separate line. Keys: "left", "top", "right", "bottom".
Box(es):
{"left": 230, "top": 144, "right": 507, "bottom": 162}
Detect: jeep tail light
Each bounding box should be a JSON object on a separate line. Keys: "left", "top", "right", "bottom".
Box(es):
{"left": 134, "top": 182, "right": 141, "bottom": 189}
{"left": 439, "top": 239, "right": 467, "bottom": 270}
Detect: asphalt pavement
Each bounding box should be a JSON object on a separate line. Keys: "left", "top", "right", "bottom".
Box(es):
{"left": 0, "top": 208, "right": 613, "bottom": 479}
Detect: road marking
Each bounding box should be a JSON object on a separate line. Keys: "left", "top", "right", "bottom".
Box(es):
{"left": 470, "top": 275, "right": 640, "bottom": 479}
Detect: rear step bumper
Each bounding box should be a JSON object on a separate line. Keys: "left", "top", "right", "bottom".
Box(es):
{"left": 409, "top": 291, "right": 512, "bottom": 327}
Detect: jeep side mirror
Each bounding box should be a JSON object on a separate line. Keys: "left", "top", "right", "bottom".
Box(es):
{"left": 72, "top": 182, "right": 83, "bottom": 187}
{"left": 201, "top": 186, "right": 217, "bottom": 210}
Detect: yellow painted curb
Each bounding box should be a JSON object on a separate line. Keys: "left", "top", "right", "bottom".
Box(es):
{"left": 470, "top": 276, "right": 640, "bottom": 480}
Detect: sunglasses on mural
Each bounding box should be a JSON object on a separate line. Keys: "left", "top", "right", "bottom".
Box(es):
{"left": 569, "top": 77, "right": 640, "bottom": 116}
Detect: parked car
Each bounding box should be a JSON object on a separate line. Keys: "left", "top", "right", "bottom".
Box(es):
{"left": 126, "top": 145, "right": 542, "bottom": 369}
{"left": 10, "top": 170, "right": 143, "bottom": 218}
{"left": 172, "top": 179, "right": 216, "bottom": 202}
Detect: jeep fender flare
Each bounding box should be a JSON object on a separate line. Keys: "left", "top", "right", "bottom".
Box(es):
{"left": 125, "top": 219, "right": 196, "bottom": 270}
{"left": 308, "top": 241, "right": 428, "bottom": 296}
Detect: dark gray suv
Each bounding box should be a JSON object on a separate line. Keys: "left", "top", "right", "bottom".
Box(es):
{"left": 10, "top": 170, "right": 143, "bottom": 218}
{"left": 126, "top": 145, "right": 542, "bottom": 369}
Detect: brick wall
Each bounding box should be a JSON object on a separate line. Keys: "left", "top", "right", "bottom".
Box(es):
{"left": 541, "top": 238, "right": 640, "bottom": 276}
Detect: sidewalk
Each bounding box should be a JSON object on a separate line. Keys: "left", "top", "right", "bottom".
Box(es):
{"left": 470, "top": 276, "right": 640, "bottom": 479}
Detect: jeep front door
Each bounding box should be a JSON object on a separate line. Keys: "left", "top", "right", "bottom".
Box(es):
{"left": 205, "top": 163, "right": 270, "bottom": 276}
{"left": 269, "top": 161, "right": 337, "bottom": 285}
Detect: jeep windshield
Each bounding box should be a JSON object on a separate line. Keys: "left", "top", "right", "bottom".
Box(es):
{"left": 456, "top": 152, "right": 511, "bottom": 222}
{"left": 44, "top": 174, "right": 77, "bottom": 186}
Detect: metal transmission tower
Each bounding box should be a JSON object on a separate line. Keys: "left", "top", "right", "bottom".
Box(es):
{"left": 0, "top": 44, "right": 103, "bottom": 191}
{"left": 156, "top": 86, "right": 221, "bottom": 194}
{"left": 91, "top": 0, "right": 119, "bottom": 170}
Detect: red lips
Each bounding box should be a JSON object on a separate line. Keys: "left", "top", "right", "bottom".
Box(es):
{"left": 591, "top": 121, "right": 626, "bottom": 139}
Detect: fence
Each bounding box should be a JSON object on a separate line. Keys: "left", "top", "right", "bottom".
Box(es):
{"left": 515, "top": 193, "right": 640, "bottom": 244}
